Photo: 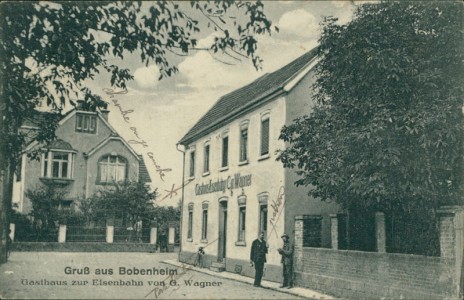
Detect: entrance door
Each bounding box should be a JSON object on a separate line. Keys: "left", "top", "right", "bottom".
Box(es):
{"left": 218, "top": 201, "right": 228, "bottom": 261}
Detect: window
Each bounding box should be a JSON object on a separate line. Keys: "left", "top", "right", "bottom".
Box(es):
{"left": 303, "top": 216, "right": 322, "bottom": 247}
{"left": 239, "top": 127, "right": 248, "bottom": 163}
{"left": 260, "top": 114, "right": 270, "bottom": 156}
{"left": 189, "top": 150, "right": 195, "bottom": 178}
{"left": 42, "top": 151, "right": 73, "bottom": 179}
{"left": 98, "top": 155, "right": 127, "bottom": 183}
{"left": 187, "top": 203, "right": 194, "bottom": 240}
{"left": 236, "top": 196, "right": 247, "bottom": 245}
{"left": 203, "top": 143, "right": 210, "bottom": 174}
{"left": 259, "top": 205, "right": 268, "bottom": 237}
{"left": 258, "top": 193, "right": 268, "bottom": 237}
{"left": 76, "top": 114, "right": 97, "bottom": 134}
{"left": 201, "top": 202, "right": 208, "bottom": 241}
{"left": 221, "top": 136, "right": 229, "bottom": 168}
{"left": 238, "top": 207, "right": 246, "bottom": 241}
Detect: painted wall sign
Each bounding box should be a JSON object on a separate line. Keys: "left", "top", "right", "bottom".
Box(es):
{"left": 195, "top": 173, "right": 252, "bottom": 196}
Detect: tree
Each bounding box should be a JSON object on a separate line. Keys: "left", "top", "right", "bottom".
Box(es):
{"left": 0, "top": 1, "right": 276, "bottom": 262}
{"left": 152, "top": 205, "right": 181, "bottom": 231}
{"left": 25, "top": 185, "right": 68, "bottom": 241}
{"left": 90, "top": 181, "right": 157, "bottom": 241}
{"left": 278, "top": 2, "right": 462, "bottom": 221}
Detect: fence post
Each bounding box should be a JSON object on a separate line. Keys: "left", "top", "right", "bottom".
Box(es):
{"left": 168, "top": 222, "right": 176, "bottom": 252}
{"left": 9, "top": 223, "right": 15, "bottom": 242}
{"left": 375, "top": 212, "right": 386, "bottom": 253}
{"left": 150, "top": 227, "right": 157, "bottom": 245}
{"left": 330, "top": 214, "right": 338, "bottom": 250}
{"left": 294, "top": 216, "right": 304, "bottom": 273}
{"left": 437, "top": 205, "right": 464, "bottom": 298}
{"left": 58, "top": 224, "right": 66, "bottom": 243}
{"left": 106, "top": 218, "right": 114, "bottom": 244}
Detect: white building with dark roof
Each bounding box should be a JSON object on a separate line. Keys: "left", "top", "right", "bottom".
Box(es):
{"left": 178, "top": 48, "right": 340, "bottom": 281}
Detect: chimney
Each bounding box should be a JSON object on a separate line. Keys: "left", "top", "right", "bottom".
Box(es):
{"left": 101, "top": 109, "right": 110, "bottom": 121}
{"left": 76, "top": 100, "right": 85, "bottom": 111}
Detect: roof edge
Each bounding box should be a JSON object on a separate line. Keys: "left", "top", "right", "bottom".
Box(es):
{"left": 178, "top": 50, "right": 319, "bottom": 146}
{"left": 179, "top": 88, "right": 286, "bottom": 146}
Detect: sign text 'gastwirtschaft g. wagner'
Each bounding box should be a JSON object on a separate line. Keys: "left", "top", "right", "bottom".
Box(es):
{"left": 194, "top": 173, "right": 252, "bottom": 196}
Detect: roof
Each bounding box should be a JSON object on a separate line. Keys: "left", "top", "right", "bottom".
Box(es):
{"left": 47, "top": 139, "right": 75, "bottom": 151}
{"left": 138, "top": 155, "right": 152, "bottom": 183}
{"left": 22, "top": 111, "right": 63, "bottom": 127}
{"left": 22, "top": 107, "right": 151, "bottom": 183}
{"left": 179, "top": 47, "right": 319, "bottom": 145}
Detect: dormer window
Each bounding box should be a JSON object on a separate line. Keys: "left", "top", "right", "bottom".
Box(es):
{"left": 76, "top": 113, "right": 97, "bottom": 134}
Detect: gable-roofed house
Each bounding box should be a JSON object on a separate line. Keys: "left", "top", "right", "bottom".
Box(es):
{"left": 12, "top": 101, "right": 151, "bottom": 214}
{"left": 177, "top": 47, "right": 341, "bottom": 281}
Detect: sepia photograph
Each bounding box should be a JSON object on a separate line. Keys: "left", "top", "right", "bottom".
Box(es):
{"left": 0, "top": 1, "right": 462, "bottom": 299}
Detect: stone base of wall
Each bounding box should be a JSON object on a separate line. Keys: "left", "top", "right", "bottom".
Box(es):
{"left": 295, "top": 271, "right": 445, "bottom": 299}
{"left": 294, "top": 248, "right": 455, "bottom": 299}
{"left": 179, "top": 251, "right": 282, "bottom": 283}
{"left": 11, "top": 242, "right": 161, "bottom": 252}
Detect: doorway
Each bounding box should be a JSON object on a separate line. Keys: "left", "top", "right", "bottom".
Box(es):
{"left": 218, "top": 200, "right": 228, "bottom": 261}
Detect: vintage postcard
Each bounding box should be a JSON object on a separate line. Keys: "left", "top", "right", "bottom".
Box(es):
{"left": 0, "top": 1, "right": 462, "bottom": 299}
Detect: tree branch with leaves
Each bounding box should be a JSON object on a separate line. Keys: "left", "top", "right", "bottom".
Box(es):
{"left": 0, "top": 0, "right": 276, "bottom": 263}
{"left": 278, "top": 1, "right": 463, "bottom": 214}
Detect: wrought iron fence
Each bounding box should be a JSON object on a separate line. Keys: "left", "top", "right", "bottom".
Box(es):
{"left": 113, "top": 227, "right": 150, "bottom": 243}
{"left": 14, "top": 228, "right": 58, "bottom": 242}
{"left": 66, "top": 226, "right": 106, "bottom": 242}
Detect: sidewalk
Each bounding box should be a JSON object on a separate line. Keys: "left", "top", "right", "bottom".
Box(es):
{"left": 162, "top": 259, "right": 336, "bottom": 299}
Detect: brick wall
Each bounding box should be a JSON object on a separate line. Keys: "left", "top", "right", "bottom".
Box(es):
{"left": 294, "top": 207, "right": 464, "bottom": 299}
{"left": 294, "top": 248, "right": 454, "bottom": 299}
{"left": 439, "top": 213, "right": 456, "bottom": 258}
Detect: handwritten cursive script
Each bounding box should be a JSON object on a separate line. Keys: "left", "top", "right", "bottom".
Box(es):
{"left": 161, "top": 179, "right": 194, "bottom": 201}
{"left": 268, "top": 186, "right": 285, "bottom": 239}
{"left": 144, "top": 264, "right": 194, "bottom": 299}
{"left": 103, "top": 87, "right": 172, "bottom": 181}
{"left": 145, "top": 237, "right": 219, "bottom": 298}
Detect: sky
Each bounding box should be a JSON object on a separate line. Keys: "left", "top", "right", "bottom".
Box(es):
{"left": 81, "top": 1, "right": 360, "bottom": 207}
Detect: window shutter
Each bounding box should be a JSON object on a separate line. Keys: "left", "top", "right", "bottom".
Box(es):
{"left": 189, "top": 151, "right": 195, "bottom": 177}
{"left": 261, "top": 119, "right": 270, "bottom": 155}
{"left": 222, "top": 136, "right": 228, "bottom": 167}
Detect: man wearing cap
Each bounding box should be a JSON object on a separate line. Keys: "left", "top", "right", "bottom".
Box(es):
{"left": 250, "top": 232, "right": 268, "bottom": 287}
{"left": 277, "top": 233, "right": 294, "bottom": 288}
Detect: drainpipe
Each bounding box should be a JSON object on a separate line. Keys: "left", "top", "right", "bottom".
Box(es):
{"left": 175, "top": 143, "right": 186, "bottom": 261}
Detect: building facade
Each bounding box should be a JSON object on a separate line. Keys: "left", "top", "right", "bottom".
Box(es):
{"left": 178, "top": 49, "right": 339, "bottom": 282}
{"left": 12, "top": 103, "right": 151, "bottom": 214}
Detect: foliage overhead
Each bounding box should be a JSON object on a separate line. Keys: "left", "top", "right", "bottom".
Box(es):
{"left": 0, "top": 0, "right": 276, "bottom": 169}
{"left": 278, "top": 1, "right": 463, "bottom": 213}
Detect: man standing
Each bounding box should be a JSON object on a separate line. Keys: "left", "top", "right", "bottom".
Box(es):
{"left": 277, "top": 233, "right": 294, "bottom": 289}
{"left": 250, "top": 232, "right": 268, "bottom": 287}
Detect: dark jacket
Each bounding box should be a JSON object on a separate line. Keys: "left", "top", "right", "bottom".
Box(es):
{"left": 250, "top": 238, "right": 268, "bottom": 263}
{"left": 279, "top": 241, "right": 294, "bottom": 265}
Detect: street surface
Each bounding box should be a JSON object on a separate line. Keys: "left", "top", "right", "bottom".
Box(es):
{"left": 0, "top": 252, "right": 301, "bottom": 299}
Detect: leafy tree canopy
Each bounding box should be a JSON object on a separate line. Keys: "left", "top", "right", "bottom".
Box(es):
{"left": 91, "top": 181, "right": 157, "bottom": 226}
{"left": 0, "top": 1, "right": 275, "bottom": 260}
{"left": 278, "top": 1, "right": 463, "bottom": 213}
{"left": 0, "top": 0, "right": 276, "bottom": 168}
{"left": 26, "top": 185, "right": 67, "bottom": 228}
